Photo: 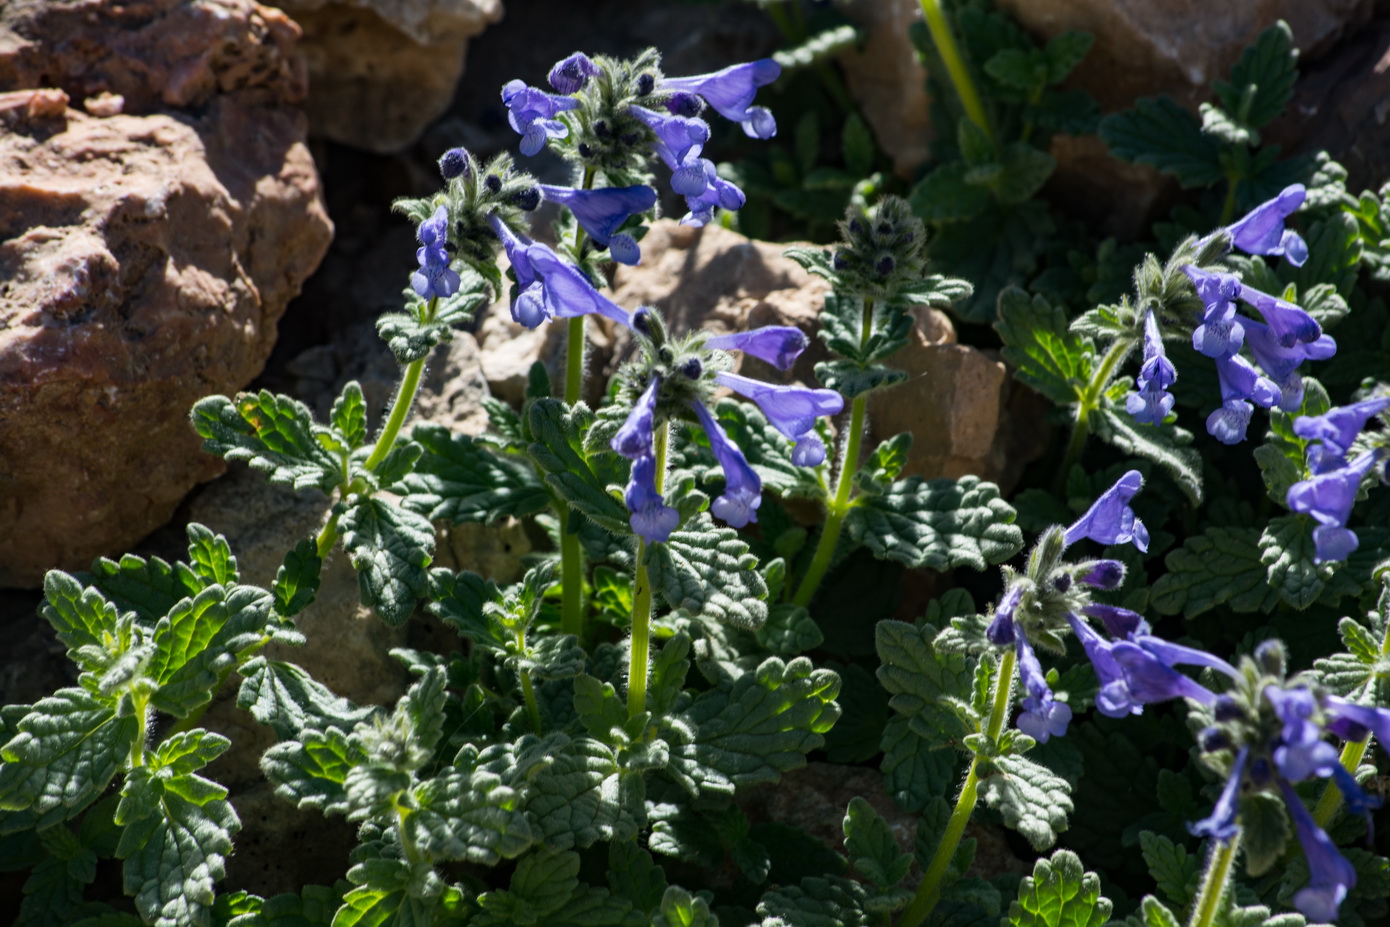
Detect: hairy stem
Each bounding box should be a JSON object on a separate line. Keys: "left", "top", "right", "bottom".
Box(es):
{"left": 518, "top": 643, "right": 543, "bottom": 735}
{"left": 792, "top": 299, "right": 875, "bottom": 607}
{"left": 900, "top": 647, "right": 1017, "bottom": 927}
{"left": 315, "top": 511, "right": 341, "bottom": 559}
{"left": 919, "top": 0, "right": 992, "bottom": 144}
{"left": 129, "top": 694, "right": 150, "bottom": 769}
{"left": 363, "top": 299, "right": 436, "bottom": 473}
{"left": 1053, "top": 337, "right": 1133, "bottom": 495}
{"left": 1188, "top": 831, "right": 1241, "bottom": 927}
{"left": 628, "top": 424, "right": 668, "bottom": 719}
{"left": 565, "top": 317, "right": 586, "bottom": 405}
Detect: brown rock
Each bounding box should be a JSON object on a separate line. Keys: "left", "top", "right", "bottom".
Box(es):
{"left": 0, "top": 1, "right": 333, "bottom": 587}
{"left": 277, "top": 0, "right": 504, "bottom": 152}
{"left": 839, "top": 0, "right": 934, "bottom": 179}
{"left": 993, "top": 0, "right": 1373, "bottom": 113}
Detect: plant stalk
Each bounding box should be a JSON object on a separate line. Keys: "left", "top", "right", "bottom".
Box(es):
{"left": 1188, "top": 831, "right": 1241, "bottom": 927}
{"left": 1053, "top": 337, "right": 1133, "bottom": 495}
{"left": 919, "top": 0, "right": 993, "bottom": 143}
{"left": 129, "top": 694, "right": 150, "bottom": 769}
{"left": 899, "top": 646, "right": 1017, "bottom": 927}
{"left": 363, "top": 298, "right": 436, "bottom": 474}
{"left": 791, "top": 299, "right": 875, "bottom": 607}
{"left": 518, "top": 633, "right": 544, "bottom": 735}
{"left": 627, "top": 423, "right": 668, "bottom": 719}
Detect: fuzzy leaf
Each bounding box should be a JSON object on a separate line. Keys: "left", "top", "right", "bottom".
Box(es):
{"left": 909, "top": 162, "right": 992, "bottom": 223}
{"left": 845, "top": 475, "right": 1022, "bottom": 572}
{"left": 843, "top": 796, "right": 913, "bottom": 892}
{"left": 260, "top": 726, "right": 361, "bottom": 816}
{"left": 1099, "top": 97, "right": 1223, "bottom": 188}
{"left": 880, "top": 716, "right": 959, "bottom": 813}
{"left": 338, "top": 497, "right": 435, "bottom": 626}
{"left": 813, "top": 361, "right": 909, "bottom": 401}
{"left": 654, "top": 885, "right": 717, "bottom": 927}
{"left": 1259, "top": 515, "right": 1359, "bottom": 610}
{"left": 400, "top": 424, "right": 549, "bottom": 524}
{"left": 1139, "top": 832, "right": 1198, "bottom": 909}
{"left": 185, "top": 525, "right": 238, "bottom": 588}
{"left": 1004, "top": 849, "right": 1111, "bottom": 927}
{"left": 80, "top": 554, "right": 197, "bottom": 625}
{"left": 149, "top": 585, "right": 274, "bottom": 719}
{"left": 996, "top": 143, "right": 1056, "bottom": 205}
{"left": 1213, "top": 21, "right": 1296, "bottom": 132}
{"left": 376, "top": 286, "right": 489, "bottom": 364}
{"left": 191, "top": 392, "right": 341, "bottom": 492}
{"left": 0, "top": 689, "right": 136, "bottom": 828}
{"left": 330, "top": 381, "right": 368, "bottom": 451}
{"left": 980, "top": 753, "right": 1073, "bottom": 850}
{"left": 668, "top": 657, "right": 841, "bottom": 796}
{"left": 647, "top": 513, "right": 769, "bottom": 630}
{"left": 1150, "top": 528, "right": 1281, "bottom": 617}
{"left": 525, "top": 736, "right": 642, "bottom": 849}
{"left": 995, "top": 287, "right": 1092, "bottom": 407}
{"left": 756, "top": 875, "right": 871, "bottom": 927}
{"left": 235, "top": 658, "right": 376, "bottom": 740}
{"left": 527, "top": 399, "right": 630, "bottom": 534}
{"left": 405, "top": 766, "right": 533, "bottom": 864}
{"left": 1091, "top": 406, "right": 1203, "bottom": 504}
{"left": 1240, "top": 792, "right": 1291, "bottom": 877}
{"left": 272, "top": 539, "right": 322, "bottom": 620}
{"left": 876, "top": 621, "right": 975, "bottom": 744}
{"left": 475, "top": 848, "right": 580, "bottom": 924}
{"left": 1313, "top": 581, "right": 1390, "bottom": 696}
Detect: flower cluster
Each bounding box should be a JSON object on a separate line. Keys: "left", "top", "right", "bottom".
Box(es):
{"left": 1287, "top": 395, "right": 1390, "bottom": 561}
{"left": 501, "top": 50, "right": 779, "bottom": 231}
{"left": 610, "top": 311, "right": 842, "bottom": 542}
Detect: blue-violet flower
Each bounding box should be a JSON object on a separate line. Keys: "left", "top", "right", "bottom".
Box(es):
{"left": 548, "top": 52, "right": 601, "bottom": 95}
{"left": 662, "top": 59, "right": 781, "bottom": 139}
{"left": 487, "top": 213, "right": 631, "bottom": 328}
{"left": 1127, "top": 309, "right": 1176, "bottom": 425}
{"left": 411, "top": 206, "right": 461, "bottom": 300}
{"left": 538, "top": 183, "right": 657, "bottom": 265}
{"left": 1226, "top": 184, "right": 1308, "bottom": 266}
{"left": 1063, "top": 469, "right": 1149, "bottom": 552}
{"left": 715, "top": 371, "right": 843, "bottom": 467}
{"left": 692, "top": 400, "right": 762, "bottom": 528}
{"left": 501, "top": 80, "right": 580, "bottom": 156}
{"left": 1286, "top": 450, "right": 1384, "bottom": 562}
{"left": 704, "top": 326, "right": 809, "bottom": 371}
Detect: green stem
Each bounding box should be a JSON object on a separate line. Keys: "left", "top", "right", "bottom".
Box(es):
{"left": 627, "top": 424, "right": 668, "bottom": 719}
{"left": 899, "top": 647, "right": 1017, "bottom": 927}
{"left": 565, "top": 316, "right": 586, "bottom": 405}
{"left": 791, "top": 300, "right": 875, "bottom": 608}
{"left": 363, "top": 298, "right": 436, "bottom": 473}
{"left": 315, "top": 512, "right": 341, "bottom": 559}
{"left": 396, "top": 804, "right": 422, "bottom": 865}
{"left": 919, "top": 0, "right": 993, "bottom": 143}
{"left": 129, "top": 695, "right": 150, "bottom": 768}
{"left": 1218, "top": 174, "right": 1239, "bottom": 227}
{"left": 1052, "top": 337, "right": 1132, "bottom": 496}
{"left": 765, "top": 0, "right": 798, "bottom": 42}
{"left": 518, "top": 632, "right": 543, "bottom": 735}
{"left": 1188, "top": 832, "right": 1241, "bottom": 927}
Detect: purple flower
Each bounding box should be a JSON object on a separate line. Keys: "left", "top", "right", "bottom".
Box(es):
{"left": 501, "top": 80, "right": 580, "bottom": 156}
{"left": 1075, "top": 560, "right": 1126, "bottom": 590}
{"left": 612, "top": 377, "right": 660, "bottom": 459}
{"left": 704, "top": 326, "right": 810, "bottom": 371}
{"left": 715, "top": 371, "right": 843, "bottom": 467}
{"left": 692, "top": 401, "right": 762, "bottom": 528}
{"left": 1244, "top": 320, "right": 1336, "bottom": 413}
{"left": 487, "top": 213, "right": 632, "bottom": 329}
{"left": 1064, "top": 470, "right": 1149, "bottom": 552}
{"left": 625, "top": 453, "right": 680, "bottom": 543}
{"left": 1067, "top": 613, "right": 1140, "bottom": 718}
{"left": 538, "top": 184, "right": 658, "bottom": 266}
{"left": 548, "top": 52, "right": 601, "bottom": 95}
{"left": 1183, "top": 266, "right": 1245, "bottom": 359}
{"left": 985, "top": 585, "right": 1023, "bottom": 646}
{"left": 1015, "top": 633, "right": 1072, "bottom": 742}
{"left": 1294, "top": 397, "right": 1390, "bottom": 472}
{"left": 411, "top": 206, "right": 461, "bottom": 300}
{"left": 1108, "top": 641, "right": 1221, "bottom": 706}
{"left": 1324, "top": 696, "right": 1390, "bottom": 745}
{"left": 1238, "top": 283, "right": 1322, "bottom": 348}
{"left": 438, "top": 147, "right": 471, "bottom": 181}
{"left": 662, "top": 59, "right": 781, "bottom": 139}
{"left": 1127, "top": 309, "right": 1177, "bottom": 425}
{"left": 628, "top": 105, "right": 710, "bottom": 180}
{"left": 1081, "top": 602, "right": 1149, "bottom": 639}
{"left": 1278, "top": 777, "right": 1357, "bottom": 923}
{"left": 679, "top": 159, "right": 746, "bottom": 227}
{"left": 1265, "top": 686, "right": 1340, "bottom": 782}
{"left": 1207, "top": 354, "right": 1281, "bottom": 444}
{"left": 1189, "top": 747, "right": 1248, "bottom": 842}
{"left": 1287, "top": 450, "right": 1383, "bottom": 562}
{"left": 1227, "top": 184, "right": 1308, "bottom": 266}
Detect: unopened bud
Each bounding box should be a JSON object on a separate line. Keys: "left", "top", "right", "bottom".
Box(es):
{"left": 438, "top": 147, "right": 471, "bottom": 180}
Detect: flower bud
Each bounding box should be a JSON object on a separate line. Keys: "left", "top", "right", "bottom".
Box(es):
{"left": 438, "top": 147, "right": 471, "bottom": 180}
{"left": 510, "top": 186, "right": 541, "bottom": 211}
{"left": 679, "top": 356, "right": 703, "bottom": 380}
{"left": 636, "top": 73, "right": 656, "bottom": 96}
{"left": 484, "top": 174, "right": 503, "bottom": 194}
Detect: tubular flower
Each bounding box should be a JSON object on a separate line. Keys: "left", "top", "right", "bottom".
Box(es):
{"left": 1294, "top": 396, "right": 1390, "bottom": 473}
{"left": 704, "top": 326, "right": 809, "bottom": 371}
{"left": 1207, "top": 353, "right": 1282, "bottom": 445}
{"left": 1238, "top": 283, "right": 1322, "bottom": 349}
{"left": 1226, "top": 184, "right": 1308, "bottom": 266}
{"left": 661, "top": 59, "right": 781, "bottom": 139}
{"left": 628, "top": 105, "right": 710, "bottom": 184}
{"left": 1066, "top": 613, "right": 1140, "bottom": 719}
{"left": 1015, "top": 632, "right": 1072, "bottom": 743}
{"left": 548, "top": 52, "right": 601, "bottom": 94}
{"left": 1243, "top": 320, "right": 1336, "bottom": 413}
{"left": 1188, "top": 747, "right": 1248, "bottom": 841}
{"left": 1279, "top": 778, "right": 1358, "bottom": 923}
{"left": 625, "top": 453, "right": 679, "bottom": 543}
{"left": 612, "top": 377, "right": 660, "bottom": 460}
{"left": 487, "top": 213, "right": 631, "bottom": 329}
{"left": 678, "top": 159, "right": 746, "bottom": 227}
{"left": 1064, "top": 470, "right": 1149, "bottom": 552}
{"left": 1287, "top": 450, "right": 1385, "bottom": 562}
{"left": 538, "top": 183, "right": 658, "bottom": 265}
{"left": 1183, "top": 265, "right": 1245, "bottom": 358}
{"left": 1127, "top": 308, "right": 1176, "bottom": 425}
{"left": 501, "top": 80, "right": 580, "bottom": 156}
{"left": 714, "top": 371, "right": 843, "bottom": 467}
{"left": 411, "top": 206, "right": 461, "bottom": 300}
{"left": 985, "top": 584, "right": 1023, "bottom": 646}
{"left": 691, "top": 400, "right": 762, "bottom": 528}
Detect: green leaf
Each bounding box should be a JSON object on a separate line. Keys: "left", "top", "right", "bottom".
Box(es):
{"left": 980, "top": 753, "right": 1073, "bottom": 850}
{"left": 1239, "top": 792, "right": 1290, "bottom": 877}
{"left": 39, "top": 572, "right": 122, "bottom": 667}
{"left": 476, "top": 848, "right": 580, "bottom": 924}
{"left": 235, "top": 658, "right": 376, "bottom": 740}
{"left": 654, "top": 885, "right": 717, "bottom": 927}
{"left": 845, "top": 475, "right": 1023, "bottom": 572}
{"left": 520, "top": 735, "right": 642, "bottom": 849}
{"left": 1004, "top": 849, "right": 1111, "bottom": 927}
{"left": 17, "top": 824, "right": 97, "bottom": 927}
{"left": 1099, "top": 97, "right": 1223, "bottom": 188}
{"left": 648, "top": 513, "right": 769, "bottom": 630}
{"left": 338, "top": 496, "right": 435, "bottom": 626}
{"left": 843, "top": 796, "right": 913, "bottom": 893}
{"left": 1260, "top": 515, "right": 1359, "bottom": 610}
{"left": 1139, "top": 831, "right": 1198, "bottom": 909}
{"left": 1150, "top": 528, "right": 1281, "bottom": 617}
{"left": 880, "top": 716, "right": 958, "bottom": 813}
{"left": 1313, "top": 580, "right": 1390, "bottom": 696}
{"left": 813, "top": 360, "right": 909, "bottom": 400}
{"left": 857, "top": 433, "right": 912, "bottom": 492}
{"left": 995, "top": 287, "right": 1092, "bottom": 407}
{"left": 527, "top": 399, "right": 631, "bottom": 534}
{"left": 909, "top": 162, "right": 991, "bottom": 223}
{"left": 876, "top": 621, "right": 975, "bottom": 744}
{"left": 1091, "top": 406, "right": 1203, "bottom": 504}
{"left": 405, "top": 766, "right": 533, "bottom": 864}
{"left": 185, "top": 525, "right": 238, "bottom": 588}
{"left": 376, "top": 284, "right": 488, "bottom": 364}
{"left": 81, "top": 554, "right": 197, "bottom": 625}
{"left": 1213, "top": 21, "right": 1296, "bottom": 132}
{"left": 330, "top": 381, "right": 368, "bottom": 451}
{"left": 400, "top": 424, "right": 549, "bottom": 524}
{"left": 985, "top": 48, "right": 1048, "bottom": 92}
{"left": 842, "top": 112, "right": 875, "bottom": 178}
{"left": 668, "top": 656, "right": 841, "bottom": 796}
{"left": 1044, "top": 31, "right": 1093, "bottom": 83}
{"left": 823, "top": 662, "right": 888, "bottom": 764}
{"left": 995, "top": 143, "right": 1056, "bottom": 205}
{"left": 260, "top": 725, "right": 362, "bottom": 816}
{"left": 115, "top": 732, "right": 240, "bottom": 927}
{"left": 191, "top": 392, "right": 341, "bottom": 492}
{"left": 0, "top": 689, "right": 137, "bottom": 828}
{"left": 272, "top": 539, "right": 322, "bottom": 619}
{"left": 755, "top": 875, "right": 871, "bottom": 927}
